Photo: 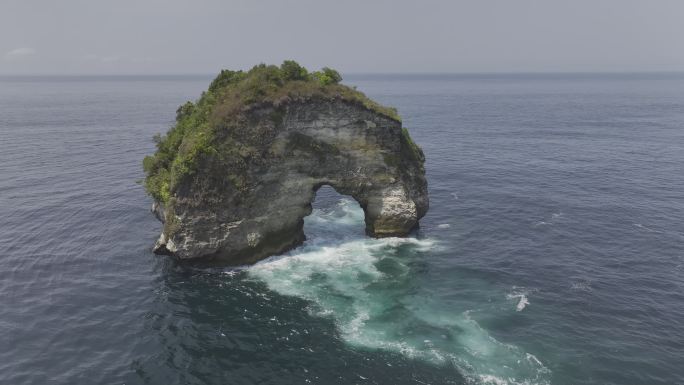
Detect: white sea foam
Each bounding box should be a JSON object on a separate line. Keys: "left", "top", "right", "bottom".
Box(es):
{"left": 633, "top": 223, "right": 661, "bottom": 233}
{"left": 526, "top": 353, "right": 543, "bottom": 367}
{"left": 437, "top": 223, "right": 451, "bottom": 229}
{"left": 507, "top": 290, "right": 531, "bottom": 312}
{"left": 516, "top": 295, "right": 529, "bottom": 311}
{"left": 479, "top": 375, "right": 509, "bottom": 385}
{"left": 248, "top": 198, "right": 551, "bottom": 385}
{"left": 570, "top": 282, "right": 592, "bottom": 292}
{"left": 534, "top": 212, "right": 564, "bottom": 228}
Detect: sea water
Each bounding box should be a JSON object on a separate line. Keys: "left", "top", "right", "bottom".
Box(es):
{"left": 1, "top": 73, "right": 683, "bottom": 385}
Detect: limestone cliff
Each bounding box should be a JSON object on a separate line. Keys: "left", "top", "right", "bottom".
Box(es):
{"left": 143, "top": 62, "right": 428, "bottom": 264}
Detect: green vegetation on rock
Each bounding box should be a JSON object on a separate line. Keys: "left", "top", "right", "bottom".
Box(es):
{"left": 142, "top": 61, "right": 406, "bottom": 204}
{"left": 401, "top": 127, "right": 425, "bottom": 163}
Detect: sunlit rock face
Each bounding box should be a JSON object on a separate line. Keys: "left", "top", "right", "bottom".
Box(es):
{"left": 152, "top": 98, "right": 428, "bottom": 264}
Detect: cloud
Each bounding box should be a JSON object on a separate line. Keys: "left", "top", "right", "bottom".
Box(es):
{"left": 4, "top": 47, "right": 37, "bottom": 60}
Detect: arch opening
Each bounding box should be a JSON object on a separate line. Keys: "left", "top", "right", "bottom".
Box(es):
{"left": 303, "top": 185, "right": 367, "bottom": 244}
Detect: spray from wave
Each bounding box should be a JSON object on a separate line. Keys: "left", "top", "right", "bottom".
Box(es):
{"left": 507, "top": 288, "right": 532, "bottom": 312}
{"left": 247, "top": 197, "right": 550, "bottom": 385}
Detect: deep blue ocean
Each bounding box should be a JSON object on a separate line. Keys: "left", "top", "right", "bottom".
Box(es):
{"left": 1, "top": 73, "right": 683, "bottom": 385}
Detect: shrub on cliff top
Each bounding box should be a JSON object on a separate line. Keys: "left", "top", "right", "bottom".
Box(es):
{"left": 312, "top": 67, "right": 342, "bottom": 86}
{"left": 143, "top": 60, "right": 404, "bottom": 204}
{"left": 280, "top": 60, "right": 308, "bottom": 81}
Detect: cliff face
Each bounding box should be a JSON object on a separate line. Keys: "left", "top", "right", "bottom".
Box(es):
{"left": 144, "top": 63, "right": 428, "bottom": 264}
{"left": 152, "top": 99, "right": 427, "bottom": 263}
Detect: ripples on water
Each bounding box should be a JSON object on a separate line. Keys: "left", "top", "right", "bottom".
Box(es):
{"left": 250, "top": 196, "right": 550, "bottom": 384}
{"left": 1, "top": 74, "right": 683, "bottom": 385}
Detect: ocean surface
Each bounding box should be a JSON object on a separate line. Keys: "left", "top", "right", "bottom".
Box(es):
{"left": 1, "top": 73, "right": 683, "bottom": 385}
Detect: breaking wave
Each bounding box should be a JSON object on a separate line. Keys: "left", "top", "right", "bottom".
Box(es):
{"left": 248, "top": 198, "right": 550, "bottom": 384}
{"left": 507, "top": 292, "right": 530, "bottom": 312}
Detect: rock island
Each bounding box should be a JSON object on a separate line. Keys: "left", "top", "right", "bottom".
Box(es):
{"left": 143, "top": 61, "right": 428, "bottom": 263}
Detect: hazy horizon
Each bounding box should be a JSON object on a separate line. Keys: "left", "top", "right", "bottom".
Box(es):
{"left": 2, "top": 0, "right": 683, "bottom": 75}
{"left": 3, "top": 70, "right": 684, "bottom": 78}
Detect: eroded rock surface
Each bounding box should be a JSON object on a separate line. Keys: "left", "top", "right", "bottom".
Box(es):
{"left": 144, "top": 64, "right": 428, "bottom": 264}
{"left": 152, "top": 99, "right": 427, "bottom": 264}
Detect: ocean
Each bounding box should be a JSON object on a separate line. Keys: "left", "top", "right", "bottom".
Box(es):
{"left": 1, "top": 73, "right": 683, "bottom": 385}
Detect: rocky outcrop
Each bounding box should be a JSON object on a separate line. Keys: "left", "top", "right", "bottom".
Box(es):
{"left": 151, "top": 98, "right": 428, "bottom": 264}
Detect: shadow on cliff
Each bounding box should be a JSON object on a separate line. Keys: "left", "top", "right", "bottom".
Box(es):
{"left": 164, "top": 185, "right": 423, "bottom": 269}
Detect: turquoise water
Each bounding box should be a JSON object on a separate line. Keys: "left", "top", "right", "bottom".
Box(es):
{"left": 250, "top": 195, "right": 550, "bottom": 384}
{"left": 1, "top": 73, "right": 683, "bottom": 384}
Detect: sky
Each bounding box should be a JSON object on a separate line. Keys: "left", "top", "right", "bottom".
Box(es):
{"left": 2, "top": 0, "right": 683, "bottom": 75}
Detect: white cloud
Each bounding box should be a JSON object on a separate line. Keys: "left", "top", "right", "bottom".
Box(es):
{"left": 4, "top": 47, "right": 37, "bottom": 60}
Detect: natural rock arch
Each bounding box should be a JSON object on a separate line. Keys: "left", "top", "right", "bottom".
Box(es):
{"left": 144, "top": 63, "right": 428, "bottom": 264}
{"left": 151, "top": 99, "right": 428, "bottom": 264}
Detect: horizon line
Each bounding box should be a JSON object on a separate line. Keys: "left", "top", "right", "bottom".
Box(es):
{"left": 1, "top": 70, "right": 684, "bottom": 78}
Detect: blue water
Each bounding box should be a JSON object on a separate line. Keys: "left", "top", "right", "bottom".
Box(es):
{"left": 1, "top": 73, "right": 683, "bottom": 385}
